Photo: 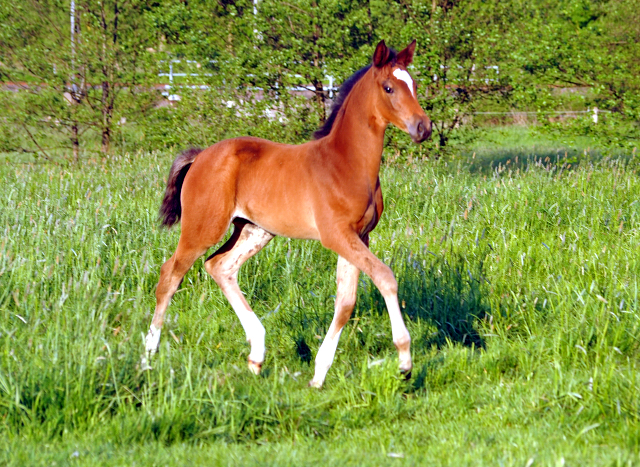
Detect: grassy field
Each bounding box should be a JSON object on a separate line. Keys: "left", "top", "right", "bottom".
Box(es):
{"left": 1, "top": 140, "right": 639, "bottom": 465}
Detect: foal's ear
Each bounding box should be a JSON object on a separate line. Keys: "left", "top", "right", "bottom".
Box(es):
{"left": 396, "top": 40, "right": 417, "bottom": 67}
{"left": 373, "top": 40, "right": 391, "bottom": 68}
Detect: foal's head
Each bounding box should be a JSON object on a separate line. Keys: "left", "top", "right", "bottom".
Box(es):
{"left": 370, "top": 40, "right": 431, "bottom": 143}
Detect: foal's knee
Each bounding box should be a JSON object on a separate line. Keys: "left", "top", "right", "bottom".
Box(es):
{"left": 339, "top": 295, "right": 357, "bottom": 314}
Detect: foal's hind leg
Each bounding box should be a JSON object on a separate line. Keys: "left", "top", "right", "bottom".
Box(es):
{"left": 204, "top": 219, "right": 274, "bottom": 374}
{"left": 309, "top": 255, "right": 360, "bottom": 388}
{"left": 142, "top": 239, "right": 208, "bottom": 367}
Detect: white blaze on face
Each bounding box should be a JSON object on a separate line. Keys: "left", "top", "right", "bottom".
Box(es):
{"left": 392, "top": 68, "right": 415, "bottom": 97}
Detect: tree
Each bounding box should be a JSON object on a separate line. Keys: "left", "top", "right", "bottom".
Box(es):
{"left": 514, "top": 0, "right": 639, "bottom": 112}
{"left": 149, "top": 0, "right": 380, "bottom": 139}
{"left": 383, "top": 0, "right": 521, "bottom": 149}
{"left": 0, "top": 0, "right": 86, "bottom": 160}
{"left": 0, "top": 0, "right": 157, "bottom": 159}
{"left": 254, "top": 0, "right": 376, "bottom": 123}
{"left": 79, "top": 0, "right": 157, "bottom": 154}
{"left": 507, "top": 0, "right": 640, "bottom": 149}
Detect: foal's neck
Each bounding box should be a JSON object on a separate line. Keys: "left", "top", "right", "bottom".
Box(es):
{"left": 325, "top": 74, "right": 387, "bottom": 183}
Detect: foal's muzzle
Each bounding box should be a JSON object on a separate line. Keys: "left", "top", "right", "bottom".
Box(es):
{"left": 407, "top": 116, "right": 432, "bottom": 143}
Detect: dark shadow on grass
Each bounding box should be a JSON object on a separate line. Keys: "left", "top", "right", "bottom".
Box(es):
{"left": 294, "top": 337, "right": 313, "bottom": 364}
{"left": 358, "top": 248, "right": 490, "bottom": 350}
{"left": 463, "top": 147, "right": 634, "bottom": 175}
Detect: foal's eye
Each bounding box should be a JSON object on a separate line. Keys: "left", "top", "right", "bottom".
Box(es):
{"left": 384, "top": 86, "right": 394, "bottom": 94}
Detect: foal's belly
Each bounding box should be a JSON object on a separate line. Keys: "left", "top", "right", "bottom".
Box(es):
{"left": 234, "top": 200, "right": 320, "bottom": 240}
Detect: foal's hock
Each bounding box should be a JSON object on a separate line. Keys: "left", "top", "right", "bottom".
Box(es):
{"left": 143, "top": 40, "right": 432, "bottom": 388}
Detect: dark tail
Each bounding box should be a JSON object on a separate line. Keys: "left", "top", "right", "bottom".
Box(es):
{"left": 159, "top": 147, "right": 203, "bottom": 227}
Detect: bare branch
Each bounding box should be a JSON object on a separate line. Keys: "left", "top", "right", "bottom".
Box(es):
{"left": 21, "top": 122, "right": 58, "bottom": 163}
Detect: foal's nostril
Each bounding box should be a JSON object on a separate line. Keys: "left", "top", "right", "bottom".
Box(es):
{"left": 409, "top": 117, "right": 431, "bottom": 143}
{"left": 421, "top": 120, "right": 432, "bottom": 141}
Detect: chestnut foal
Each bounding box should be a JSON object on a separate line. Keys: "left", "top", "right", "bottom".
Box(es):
{"left": 143, "top": 40, "right": 431, "bottom": 387}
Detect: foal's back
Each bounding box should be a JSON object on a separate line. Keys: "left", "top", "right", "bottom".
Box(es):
{"left": 181, "top": 136, "right": 325, "bottom": 240}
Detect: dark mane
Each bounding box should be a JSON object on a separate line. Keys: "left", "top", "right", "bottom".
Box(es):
{"left": 313, "top": 49, "right": 398, "bottom": 140}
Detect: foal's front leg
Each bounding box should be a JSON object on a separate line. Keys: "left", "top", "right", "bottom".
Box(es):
{"left": 310, "top": 256, "right": 360, "bottom": 388}
{"left": 321, "top": 228, "right": 412, "bottom": 379}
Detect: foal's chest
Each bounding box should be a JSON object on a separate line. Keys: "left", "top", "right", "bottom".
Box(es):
{"left": 355, "top": 194, "right": 382, "bottom": 236}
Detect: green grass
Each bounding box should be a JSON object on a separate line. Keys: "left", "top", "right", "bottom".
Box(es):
{"left": 462, "top": 125, "right": 638, "bottom": 172}
{"left": 1, "top": 148, "right": 639, "bottom": 465}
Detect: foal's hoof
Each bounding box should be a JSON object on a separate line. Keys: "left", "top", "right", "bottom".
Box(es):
{"left": 400, "top": 369, "right": 412, "bottom": 380}
{"left": 248, "top": 359, "right": 262, "bottom": 375}
{"left": 139, "top": 355, "right": 153, "bottom": 371}
{"left": 308, "top": 380, "right": 323, "bottom": 389}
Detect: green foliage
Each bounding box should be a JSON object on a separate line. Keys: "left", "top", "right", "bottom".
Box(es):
{"left": 508, "top": 0, "right": 640, "bottom": 146}
{"left": 2, "top": 0, "right": 639, "bottom": 159}
{"left": 535, "top": 112, "right": 640, "bottom": 152}
{"left": 139, "top": 84, "right": 321, "bottom": 149}
{"left": 254, "top": 0, "right": 377, "bottom": 121}
{"left": 389, "top": 0, "right": 521, "bottom": 150}
{"left": 0, "top": 0, "right": 157, "bottom": 159}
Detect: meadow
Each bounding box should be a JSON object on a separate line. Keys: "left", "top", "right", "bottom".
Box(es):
{"left": 1, "top": 133, "right": 639, "bottom": 465}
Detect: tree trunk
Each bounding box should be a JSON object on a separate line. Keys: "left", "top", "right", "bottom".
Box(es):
{"left": 101, "top": 80, "right": 112, "bottom": 154}
{"left": 72, "top": 123, "right": 79, "bottom": 163}
{"left": 311, "top": 1, "right": 325, "bottom": 123}
{"left": 71, "top": 3, "right": 81, "bottom": 163}
{"left": 313, "top": 79, "right": 326, "bottom": 124}
{"left": 98, "top": 0, "right": 118, "bottom": 155}
{"left": 439, "top": 130, "right": 448, "bottom": 148}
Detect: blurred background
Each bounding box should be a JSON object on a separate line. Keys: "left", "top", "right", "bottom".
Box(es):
{"left": 0, "top": 0, "right": 638, "bottom": 162}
